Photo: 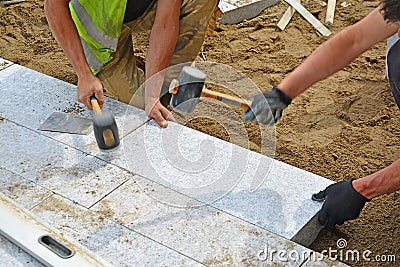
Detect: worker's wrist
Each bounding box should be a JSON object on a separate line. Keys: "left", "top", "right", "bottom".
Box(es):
{"left": 272, "top": 86, "right": 292, "bottom": 105}
{"left": 352, "top": 178, "right": 374, "bottom": 200}
{"left": 75, "top": 64, "right": 95, "bottom": 79}
{"left": 77, "top": 72, "right": 95, "bottom": 80}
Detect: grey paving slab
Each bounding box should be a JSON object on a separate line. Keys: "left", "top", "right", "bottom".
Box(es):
{"left": 0, "top": 120, "right": 129, "bottom": 208}
{"left": 31, "top": 194, "right": 204, "bottom": 267}
{"left": 123, "top": 120, "right": 258, "bottom": 203}
{"left": 122, "top": 121, "right": 333, "bottom": 245}
{"left": 0, "top": 58, "right": 13, "bottom": 71}
{"left": 0, "top": 235, "right": 44, "bottom": 267}
{"left": 212, "top": 157, "right": 330, "bottom": 246}
{"left": 218, "top": 0, "right": 279, "bottom": 24}
{"left": 92, "top": 177, "right": 313, "bottom": 266}
{"left": 0, "top": 63, "right": 148, "bottom": 164}
{"left": 0, "top": 168, "right": 52, "bottom": 210}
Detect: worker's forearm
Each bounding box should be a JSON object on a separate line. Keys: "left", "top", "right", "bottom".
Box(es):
{"left": 145, "top": 22, "right": 179, "bottom": 99}
{"left": 44, "top": 0, "right": 92, "bottom": 79}
{"left": 278, "top": 27, "right": 367, "bottom": 99}
{"left": 146, "top": 23, "right": 179, "bottom": 81}
{"left": 353, "top": 158, "right": 400, "bottom": 199}
{"left": 278, "top": 7, "right": 397, "bottom": 99}
{"left": 145, "top": 0, "right": 180, "bottom": 101}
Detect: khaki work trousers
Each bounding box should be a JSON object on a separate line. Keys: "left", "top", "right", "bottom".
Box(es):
{"left": 97, "top": 0, "right": 220, "bottom": 109}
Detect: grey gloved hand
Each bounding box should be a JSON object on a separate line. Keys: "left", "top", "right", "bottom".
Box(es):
{"left": 243, "top": 86, "right": 292, "bottom": 125}
{"left": 312, "top": 179, "right": 370, "bottom": 229}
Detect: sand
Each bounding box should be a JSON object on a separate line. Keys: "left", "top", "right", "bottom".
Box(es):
{"left": 0, "top": 0, "right": 399, "bottom": 266}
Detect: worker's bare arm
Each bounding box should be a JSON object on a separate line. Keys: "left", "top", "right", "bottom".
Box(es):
{"left": 146, "top": 0, "right": 180, "bottom": 80}
{"left": 144, "top": 0, "right": 181, "bottom": 127}
{"left": 44, "top": 0, "right": 103, "bottom": 109}
{"left": 44, "top": 0, "right": 90, "bottom": 79}
{"left": 278, "top": 6, "right": 398, "bottom": 99}
{"left": 353, "top": 158, "right": 400, "bottom": 199}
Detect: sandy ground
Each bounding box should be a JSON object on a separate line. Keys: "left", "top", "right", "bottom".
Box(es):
{"left": 0, "top": 0, "right": 399, "bottom": 266}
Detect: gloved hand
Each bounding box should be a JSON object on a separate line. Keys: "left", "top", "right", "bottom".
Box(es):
{"left": 312, "top": 179, "right": 370, "bottom": 229}
{"left": 243, "top": 86, "right": 292, "bottom": 125}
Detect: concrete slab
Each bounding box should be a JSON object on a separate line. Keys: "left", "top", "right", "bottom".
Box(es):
{"left": 0, "top": 168, "right": 52, "bottom": 210}
{"left": 0, "top": 235, "right": 43, "bottom": 267}
{"left": 0, "top": 63, "right": 148, "bottom": 164}
{"left": 31, "top": 194, "right": 204, "bottom": 267}
{"left": 0, "top": 120, "right": 129, "bottom": 208}
{"left": 122, "top": 121, "right": 333, "bottom": 246}
{"left": 92, "top": 177, "right": 313, "bottom": 266}
{"left": 0, "top": 58, "right": 13, "bottom": 71}
{"left": 218, "top": 0, "right": 279, "bottom": 24}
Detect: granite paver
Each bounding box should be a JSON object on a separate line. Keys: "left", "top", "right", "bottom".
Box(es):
{"left": 0, "top": 120, "right": 129, "bottom": 208}
{"left": 121, "top": 121, "right": 333, "bottom": 245}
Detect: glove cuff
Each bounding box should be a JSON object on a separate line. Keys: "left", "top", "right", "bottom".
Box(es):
{"left": 272, "top": 86, "right": 292, "bottom": 105}
{"left": 349, "top": 179, "right": 371, "bottom": 202}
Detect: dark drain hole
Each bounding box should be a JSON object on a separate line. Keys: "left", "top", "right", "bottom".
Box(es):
{"left": 38, "top": 235, "right": 74, "bottom": 259}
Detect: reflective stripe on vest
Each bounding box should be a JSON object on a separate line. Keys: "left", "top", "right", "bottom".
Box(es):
{"left": 69, "top": 0, "right": 126, "bottom": 73}
{"left": 71, "top": 0, "right": 119, "bottom": 49}
{"left": 80, "top": 37, "right": 103, "bottom": 72}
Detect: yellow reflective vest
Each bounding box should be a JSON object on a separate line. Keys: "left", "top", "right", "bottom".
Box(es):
{"left": 69, "top": 0, "right": 127, "bottom": 74}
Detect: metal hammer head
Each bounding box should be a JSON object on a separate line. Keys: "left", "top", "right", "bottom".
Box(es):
{"left": 169, "top": 66, "right": 206, "bottom": 114}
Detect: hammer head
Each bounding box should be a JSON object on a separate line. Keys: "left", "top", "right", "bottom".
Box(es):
{"left": 170, "top": 66, "right": 206, "bottom": 114}
{"left": 92, "top": 111, "right": 120, "bottom": 150}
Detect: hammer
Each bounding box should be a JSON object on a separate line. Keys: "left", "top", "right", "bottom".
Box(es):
{"left": 90, "top": 96, "right": 120, "bottom": 150}
{"left": 169, "top": 66, "right": 251, "bottom": 114}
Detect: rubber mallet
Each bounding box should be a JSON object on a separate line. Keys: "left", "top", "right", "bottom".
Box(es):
{"left": 169, "top": 66, "right": 251, "bottom": 114}
{"left": 90, "top": 96, "right": 120, "bottom": 150}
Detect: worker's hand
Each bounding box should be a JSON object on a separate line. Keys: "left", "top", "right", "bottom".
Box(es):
{"left": 77, "top": 74, "right": 104, "bottom": 110}
{"left": 146, "top": 100, "right": 176, "bottom": 128}
{"left": 312, "top": 179, "right": 370, "bottom": 229}
{"left": 243, "top": 86, "right": 291, "bottom": 125}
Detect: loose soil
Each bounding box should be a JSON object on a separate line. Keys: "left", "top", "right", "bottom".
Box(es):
{"left": 0, "top": 1, "right": 399, "bottom": 266}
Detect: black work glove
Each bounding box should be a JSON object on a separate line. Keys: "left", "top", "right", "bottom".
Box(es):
{"left": 312, "top": 179, "right": 370, "bottom": 229}
{"left": 243, "top": 86, "right": 292, "bottom": 125}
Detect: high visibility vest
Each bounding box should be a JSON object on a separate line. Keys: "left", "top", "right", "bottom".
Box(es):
{"left": 69, "top": 0, "right": 127, "bottom": 74}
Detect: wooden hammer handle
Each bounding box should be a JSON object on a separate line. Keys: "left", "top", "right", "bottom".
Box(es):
{"left": 90, "top": 96, "right": 102, "bottom": 115}
{"left": 201, "top": 88, "right": 252, "bottom": 110}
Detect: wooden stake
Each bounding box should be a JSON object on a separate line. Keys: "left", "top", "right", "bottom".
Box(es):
{"left": 282, "top": 0, "right": 331, "bottom": 36}
{"left": 325, "top": 0, "right": 336, "bottom": 24}
{"left": 277, "top": 0, "right": 300, "bottom": 31}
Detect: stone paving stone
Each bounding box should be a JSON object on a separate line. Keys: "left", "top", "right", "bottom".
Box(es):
{"left": 121, "top": 121, "right": 333, "bottom": 245}
{"left": 0, "top": 120, "right": 129, "bottom": 208}
{"left": 123, "top": 121, "right": 256, "bottom": 203}
{"left": 0, "top": 235, "right": 44, "bottom": 267}
{"left": 218, "top": 0, "right": 279, "bottom": 24}
{"left": 0, "top": 168, "right": 52, "bottom": 210}
{"left": 91, "top": 177, "right": 313, "bottom": 266}
{"left": 31, "top": 194, "right": 204, "bottom": 267}
{"left": 0, "top": 63, "right": 148, "bottom": 164}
